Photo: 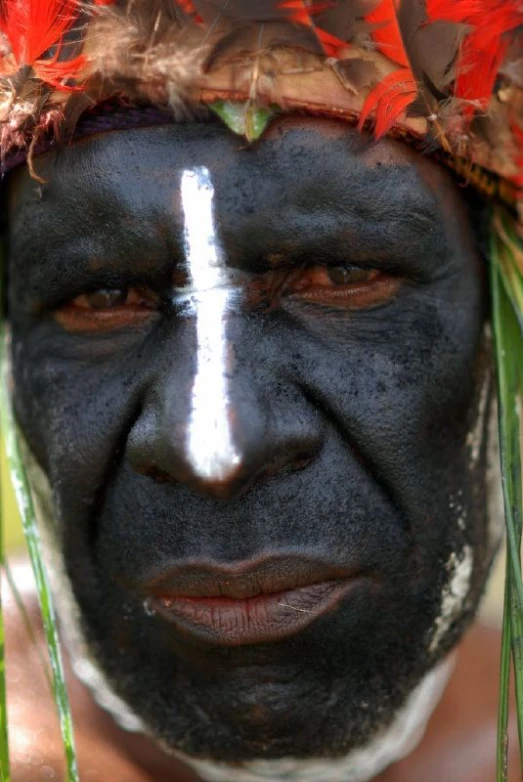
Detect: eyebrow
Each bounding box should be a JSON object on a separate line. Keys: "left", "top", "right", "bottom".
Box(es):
{"left": 224, "top": 166, "right": 451, "bottom": 278}
{"left": 11, "top": 143, "right": 453, "bottom": 302}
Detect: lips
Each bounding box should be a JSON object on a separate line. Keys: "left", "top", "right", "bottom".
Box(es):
{"left": 141, "top": 556, "right": 367, "bottom": 646}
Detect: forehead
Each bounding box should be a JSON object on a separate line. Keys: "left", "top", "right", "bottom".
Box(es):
{"left": 8, "top": 118, "right": 474, "bottom": 275}
{"left": 8, "top": 117, "right": 458, "bottom": 218}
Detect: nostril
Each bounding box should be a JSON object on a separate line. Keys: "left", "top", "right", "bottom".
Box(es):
{"left": 136, "top": 464, "right": 175, "bottom": 484}
{"left": 291, "top": 452, "right": 317, "bottom": 471}
{"left": 256, "top": 450, "right": 318, "bottom": 484}
{"left": 134, "top": 448, "right": 317, "bottom": 497}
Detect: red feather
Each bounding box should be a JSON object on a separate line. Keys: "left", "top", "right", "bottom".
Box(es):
{"left": 0, "top": 0, "right": 81, "bottom": 67}
{"left": 426, "top": 0, "right": 522, "bottom": 27}
{"left": 278, "top": 0, "right": 345, "bottom": 56}
{"left": 36, "top": 53, "right": 85, "bottom": 89}
{"left": 358, "top": 68, "right": 417, "bottom": 137}
{"left": 456, "top": 29, "right": 509, "bottom": 107}
{"left": 427, "top": 0, "right": 522, "bottom": 107}
{"left": 366, "top": 0, "right": 409, "bottom": 68}
{"left": 173, "top": 0, "right": 203, "bottom": 23}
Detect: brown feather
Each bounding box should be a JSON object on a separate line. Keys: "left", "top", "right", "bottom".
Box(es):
{"left": 331, "top": 56, "right": 379, "bottom": 93}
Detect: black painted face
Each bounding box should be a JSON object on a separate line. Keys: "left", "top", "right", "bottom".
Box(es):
{"left": 7, "top": 118, "right": 494, "bottom": 762}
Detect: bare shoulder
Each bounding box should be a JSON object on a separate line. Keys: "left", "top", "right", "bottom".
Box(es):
{"left": 388, "top": 623, "right": 520, "bottom": 782}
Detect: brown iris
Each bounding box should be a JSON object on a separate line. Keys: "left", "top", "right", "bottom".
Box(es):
{"left": 54, "top": 264, "right": 399, "bottom": 334}
{"left": 286, "top": 265, "right": 400, "bottom": 309}
{"left": 54, "top": 287, "right": 159, "bottom": 333}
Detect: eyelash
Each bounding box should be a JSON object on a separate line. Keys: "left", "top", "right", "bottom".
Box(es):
{"left": 51, "top": 262, "right": 400, "bottom": 334}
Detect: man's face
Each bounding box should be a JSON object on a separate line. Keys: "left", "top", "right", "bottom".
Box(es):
{"left": 7, "top": 118, "right": 493, "bottom": 761}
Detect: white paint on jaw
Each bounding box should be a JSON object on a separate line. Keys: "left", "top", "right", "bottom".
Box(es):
{"left": 16, "top": 423, "right": 456, "bottom": 782}
{"left": 428, "top": 545, "right": 474, "bottom": 654}
{"left": 466, "top": 370, "right": 490, "bottom": 470}
{"left": 180, "top": 166, "right": 241, "bottom": 482}
{"left": 182, "top": 657, "right": 454, "bottom": 782}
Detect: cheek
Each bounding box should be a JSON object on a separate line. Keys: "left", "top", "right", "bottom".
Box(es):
{"left": 8, "top": 259, "right": 489, "bottom": 576}
{"left": 285, "top": 280, "right": 491, "bottom": 555}
{"left": 8, "top": 327, "right": 146, "bottom": 508}
{"left": 9, "top": 280, "right": 486, "bottom": 524}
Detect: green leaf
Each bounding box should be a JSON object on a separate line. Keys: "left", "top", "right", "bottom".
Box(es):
{"left": 0, "top": 501, "right": 10, "bottom": 782}
{"left": 4, "top": 560, "right": 53, "bottom": 694}
{"left": 497, "top": 562, "right": 511, "bottom": 782}
{"left": 210, "top": 100, "right": 278, "bottom": 141}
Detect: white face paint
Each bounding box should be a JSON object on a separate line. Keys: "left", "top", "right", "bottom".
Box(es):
{"left": 428, "top": 545, "right": 474, "bottom": 654}
{"left": 465, "top": 370, "right": 490, "bottom": 470}
{"left": 180, "top": 657, "right": 454, "bottom": 782}
{"left": 16, "top": 413, "right": 456, "bottom": 782}
{"left": 180, "top": 166, "right": 241, "bottom": 482}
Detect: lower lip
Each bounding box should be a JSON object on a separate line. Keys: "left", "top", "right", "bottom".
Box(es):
{"left": 149, "top": 580, "right": 362, "bottom": 646}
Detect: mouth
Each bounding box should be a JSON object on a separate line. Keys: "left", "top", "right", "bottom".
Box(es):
{"left": 142, "top": 556, "right": 368, "bottom": 646}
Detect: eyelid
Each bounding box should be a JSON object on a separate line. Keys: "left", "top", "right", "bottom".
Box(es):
{"left": 52, "top": 284, "right": 161, "bottom": 334}
{"left": 73, "top": 287, "right": 159, "bottom": 310}
{"left": 284, "top": 267, "right": 401, "bottom": 310}
{"left": 278, "top": 254, "right": 426, "bottom": 286}
{"left": 33, "top": 263, "right": 172, "bottom": 315}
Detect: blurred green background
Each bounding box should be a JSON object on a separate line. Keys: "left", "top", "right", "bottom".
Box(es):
{"left": 1, "top": 441, "right": 24, "bottom": 551}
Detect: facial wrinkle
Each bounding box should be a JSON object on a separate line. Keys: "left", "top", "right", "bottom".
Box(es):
{"left": 16, "top": 425, "right": 455, "bottom": 782}
{"left": 180, "top": 166, "right": 241, "bottom": 482}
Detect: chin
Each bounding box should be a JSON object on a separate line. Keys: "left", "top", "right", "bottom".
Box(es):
{"left": 154, "top": 656, "right": 455, "bottom": 782}
{"left": 18, "top": 431, "right": 497, "bottom": 780}
{"left": 66, "top": 566, "right": 478, "bottom": 765}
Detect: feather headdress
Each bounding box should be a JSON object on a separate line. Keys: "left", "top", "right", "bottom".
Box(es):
{"left": 1, "top": 3, "right": 523, "bottom": 781}
{"left": 0, "top": 0, "right": 521, "bottom": 214}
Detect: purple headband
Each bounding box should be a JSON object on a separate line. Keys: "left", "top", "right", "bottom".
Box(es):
{"left": 1, "top": 104, "right": 177, "bottom": 177}
{"left": 2, "top": 100, "right": 514, "bottom": 213}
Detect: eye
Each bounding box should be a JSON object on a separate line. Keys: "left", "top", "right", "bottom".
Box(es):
{"left": 325, "top": 267, "right": 377, "bottom": 285}
{"left": 80, "top": 289, "right": 129, "bottom": 309}
{"left": 53, "top": 286, "right": 160, "bottom": 333}
{"left": 286, "top": 264, "right": 400, "bottom": 309}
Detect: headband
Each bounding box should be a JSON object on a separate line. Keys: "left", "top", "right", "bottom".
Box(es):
{"left": 0, "top": 0, "right": 521, "bottom": 217}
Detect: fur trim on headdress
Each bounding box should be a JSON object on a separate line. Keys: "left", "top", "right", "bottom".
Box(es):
{"left": 0, "top": 0, "right": 521, "bottom": 211}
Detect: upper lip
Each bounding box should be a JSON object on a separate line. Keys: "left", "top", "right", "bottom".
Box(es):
{"left": 141, "top": 555, "right": 359, "bottom": 599}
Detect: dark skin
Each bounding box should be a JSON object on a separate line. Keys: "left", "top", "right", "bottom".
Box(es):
{"left": 4, "top": 117, "right": 507, "bottom": 779}
{"left": 5, "top": 583, "right": 517, "bottom": 781}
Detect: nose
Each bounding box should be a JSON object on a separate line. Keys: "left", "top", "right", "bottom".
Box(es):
{"left": 126, "top": 322, "right": 324, "bottom": 501}
{"left": 128, "top": 167, "right": 321, "bottom": 499}
{"left": 127, "top": 164, "right": 323, "bottom": 499}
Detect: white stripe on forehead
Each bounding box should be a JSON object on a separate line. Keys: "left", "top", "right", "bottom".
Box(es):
{"left": 180, "top": 166, "right": 241, "bottom": 482}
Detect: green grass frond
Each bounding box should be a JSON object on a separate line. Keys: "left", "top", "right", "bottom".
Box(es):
{"left": 0, "top": 328, "right": 79, "bottom": 780}
{"left": 0, "top": 452, "right": 10, "bottom": 782}
{"left": 492, "top": 209, "right": 523, "bottom": 780}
